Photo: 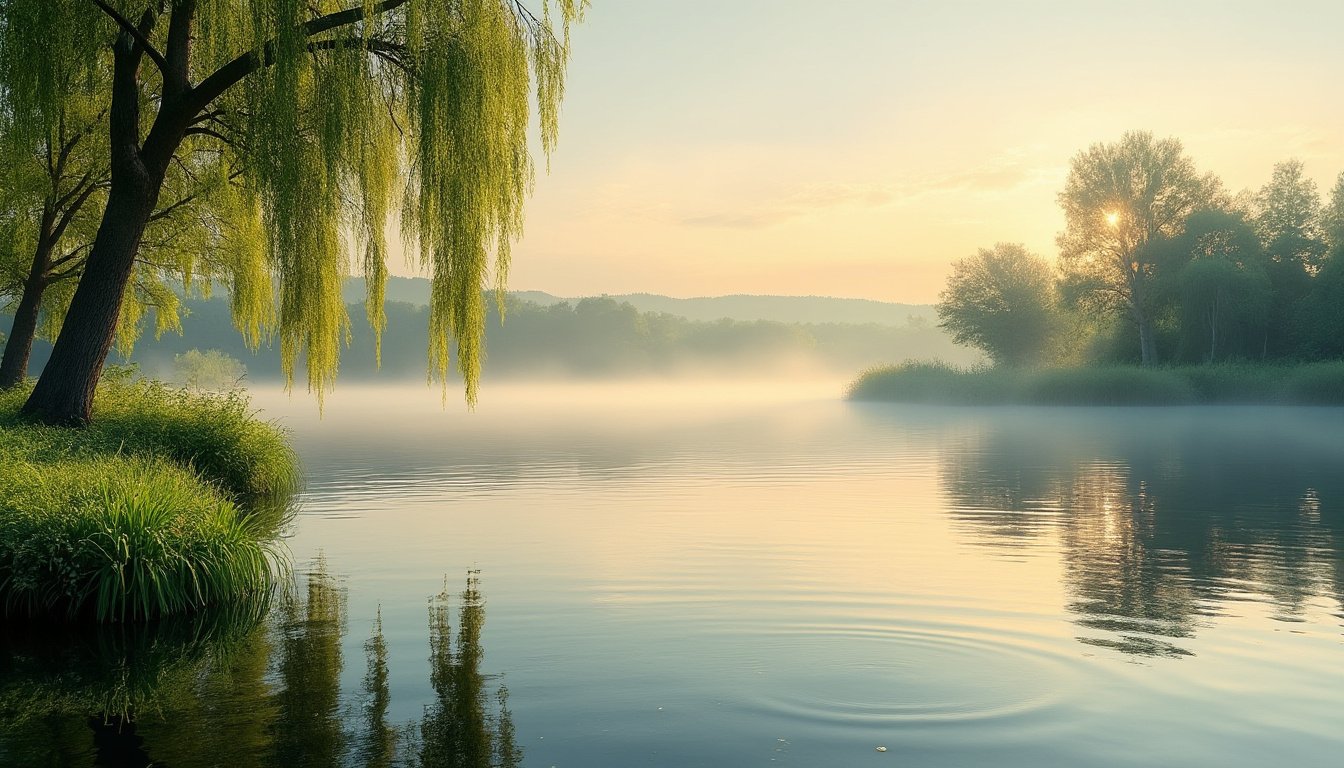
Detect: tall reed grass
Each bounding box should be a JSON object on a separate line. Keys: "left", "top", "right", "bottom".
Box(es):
{"left": 848, "top": 360, "right": 1344, "bottom": 406}
{"left": 0, "top": 379, "right": 298, "bottom": 621}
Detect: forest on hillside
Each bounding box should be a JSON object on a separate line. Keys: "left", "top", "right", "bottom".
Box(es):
{"left": 32, "top": 294, "right": 972, "bottom": 382}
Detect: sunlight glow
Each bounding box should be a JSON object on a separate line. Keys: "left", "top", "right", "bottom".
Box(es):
{"left": 1105, "top": 212, "right": 1120, "bottom": 227}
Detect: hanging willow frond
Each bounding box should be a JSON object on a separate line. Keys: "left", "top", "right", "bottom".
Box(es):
{"left": 0, "top": 0, "right": 586, "bottom": 406}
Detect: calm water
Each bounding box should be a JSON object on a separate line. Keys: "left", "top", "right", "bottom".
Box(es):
{"left": 3, "top": 382, "right": 1344, "bottom": 767}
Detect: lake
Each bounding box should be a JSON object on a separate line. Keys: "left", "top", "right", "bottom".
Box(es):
{"left": 3, "top": 381, "right": 1343, "bottom": 767}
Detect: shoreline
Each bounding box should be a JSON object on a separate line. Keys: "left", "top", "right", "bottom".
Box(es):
{"left": 0, "top": 379, "right": 298, "bottom": 622}
{"left": 848, "top": 361, "right": 1344, "bottom": 406}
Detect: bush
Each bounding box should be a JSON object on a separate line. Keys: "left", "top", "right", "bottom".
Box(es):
{"left": 847, "top": 362, "right": 1344, "bottom": 406}
{"left": 848, "top": 361, "right": 1017, "bottom": 404}
{"left": 0, "top": 378, "right": 298, "bottom": 621}
{"left": 1020, "top": 366, "right": 1195, "bottom": 405}
{"left": 1179, "top": 363, "right": 1285, "bottom": 404}
{"left": 1281, "top": 361, "right": 1344, "bottom": 405}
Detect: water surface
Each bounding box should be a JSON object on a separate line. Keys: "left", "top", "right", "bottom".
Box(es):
{"left": 4, "top": 382, "right": 1342, "bottom": 766}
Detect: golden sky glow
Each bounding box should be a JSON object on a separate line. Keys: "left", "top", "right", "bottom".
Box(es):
{"left": 396, "top": 1, "right": 1344, "bottom": 304}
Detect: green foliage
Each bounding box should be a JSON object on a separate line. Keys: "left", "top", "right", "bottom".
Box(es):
{"left": 848, "top": 361, "right": 1015, "bottom": 405}
{"left": 1281, "top": 362, "right": 1344, "bottom": 404}
{"left": 84, "top": 377, "right": 300, "bottom": 502}
{"left": 1255, "top": 160, "right": 1326, "bottom": 271}
{"left": 0, "top": 377, "right": 297, "bottom": 620}
{"left": 849, "top": 362, "right": 1344, "bottom": 406}
{"left": 1021, "top": 367, "right": 1196, "bottom": 405}
{"left": 1323, "top": 172, "right": 1344, "bottom": 252}
{"left": 173, "top": 348, "right": 248, "bottom": 391}
{"left": 1, "top": 0, "right": 587, "bottom": 409}
{"left": 0, "top": 454, "right": 281, "bottom": 621}
{"left": 1057, "top": 131, "right": 1219, "bottom": 364}
{"left": 936, "top": 243, "right": 1058, "bottom": 367}
{"left": 0, "top": 54, "right": 262, "bottom": 368}
{"left": 1179, "top": 363, "right": 1285, "bottom": 403}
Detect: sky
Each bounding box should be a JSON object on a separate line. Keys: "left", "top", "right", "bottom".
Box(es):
{"left": 401, "top": 0, "right": 1344, "bottom": 304}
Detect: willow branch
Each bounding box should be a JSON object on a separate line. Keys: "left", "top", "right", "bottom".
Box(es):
{"left": 89, "top": 0, "right": 168, "bottom": 73}
{"left": 187, "top": 0, "right": 410, "bottom": 117}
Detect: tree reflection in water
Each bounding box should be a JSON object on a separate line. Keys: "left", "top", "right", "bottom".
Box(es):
{"left": 0, "top": 565, "right": 517, "bottom": 767}
{"left": 940, "top": 411, "right": 1344, "bottom": 658}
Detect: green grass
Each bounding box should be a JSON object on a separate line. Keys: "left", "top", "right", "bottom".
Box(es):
{"left": 0, "top": 378, "right": 298, "bottom": 621}
{"left": 848, "top": 361, "right": 1344, "bottom": 406}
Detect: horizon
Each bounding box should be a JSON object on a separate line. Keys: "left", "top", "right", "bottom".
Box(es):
{"left": 381, "top": 0, "right": 1344, "bottom": 305}
{"left": 349, "top": 275, "right": 938, "bottom": 306}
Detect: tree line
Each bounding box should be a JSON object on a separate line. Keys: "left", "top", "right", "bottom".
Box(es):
{"left": 937, "top": 131, "right": 1344, "bottom": 367}
{"left": 58, "top": 293, "right": 973, "bottom": 381}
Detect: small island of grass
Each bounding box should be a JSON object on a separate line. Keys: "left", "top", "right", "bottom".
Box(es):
{"left": 848, "top": 361, "right": 1344, "bottom": 406}
{"left": 0, "top": 375, "right": 298, "bottom": 622}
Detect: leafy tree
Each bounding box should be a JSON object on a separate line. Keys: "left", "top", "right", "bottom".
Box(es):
{"left": 936, "top": 243, "right": 1058, "bottom": 367}
{"left": 1173, "top": 209, "right": 1268, "bottom": 362}
{"left": 1, "top": 0, "right": 585, "bottom": 424}
{"left": 1253, "top": 160, "right": 1325, "bottom": 356}
{"left": 1323, "top": 172, "right": 1344, "bottom": 252}
{"left": 0, "top": 90, "right": 108, "bottom": 389}
{"left": 1057, "top": 131, "right": 1219, "bottom": 365}
{"left": 0, "top": 76, "right": 251, "bottom": 390}
{"left": 172, "top": 348, "right": 246, "bottom": 391}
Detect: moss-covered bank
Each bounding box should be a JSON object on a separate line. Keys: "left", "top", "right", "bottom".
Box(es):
{"left": 848, "top": 361, "right": 1344, "bottom": 406}
{"left": 0, "top": 378, "right": 299, "bottom": 621}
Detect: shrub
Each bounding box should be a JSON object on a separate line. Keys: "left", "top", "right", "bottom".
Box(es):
{"left": 0, "top": 378, "right": 298, "bottom": 621}
{"left": 1020, "top": 366, "right": 1195, "bottom": 405}
{"left": 1281, "top": 362, "right": 1344, "bottom": 405}
{"left": 0, "top": 456, "right": 282, "bottom": 621}
{"left": 848, "top": 361, "right": 1016, "bottom": 404}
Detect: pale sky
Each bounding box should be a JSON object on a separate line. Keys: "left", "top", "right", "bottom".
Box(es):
{"left": 400, "top": 0, "right": 1344, "bottom": 304}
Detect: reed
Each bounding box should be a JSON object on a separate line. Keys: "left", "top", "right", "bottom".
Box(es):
{"left": 0, "top": 378, "right": 296, "bottom": 621}
{"left": 849, "top": 361, "right": 1344, "bottom": 406}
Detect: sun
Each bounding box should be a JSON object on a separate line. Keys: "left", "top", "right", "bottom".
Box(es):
{"left": 1104, "top": 212, "right": 1120, "bottom": 227}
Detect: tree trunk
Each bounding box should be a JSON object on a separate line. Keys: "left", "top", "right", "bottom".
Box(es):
{"left": 21, "top": 23, "right": 171, "bottom": 426}
{"left": 21, "top": 188, "right": 154, "bottom": 424}
{"left": 1134, "top": 310, "right": 1158, "bottom": 366}
{"left": 0, "top": 235, "right": 54, "bottom": 390}
{"left": 0, "top": 203, "right": 56, "bottom": 389}
{"left": 0, "top": 275, "right": 47, "bottom": 389}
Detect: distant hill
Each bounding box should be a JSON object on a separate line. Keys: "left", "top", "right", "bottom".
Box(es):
{"left": 7, "top": 282, "right": 968, "bottom": 382}
{"left": 343, "top": 277, "right": 936, "bottom": 326}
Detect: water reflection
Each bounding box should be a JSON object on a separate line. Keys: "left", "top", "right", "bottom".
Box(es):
{"left": 941, "top": 409, "right": 1344, "bottom": 658}
{"left": 0, "top": 565, "right": 516, "bottom": 767}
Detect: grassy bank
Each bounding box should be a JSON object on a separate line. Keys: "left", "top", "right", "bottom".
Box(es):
{"left": 0, "top": 378, "right": 299, "bottom": 621}
{"left": 848, "top": 361, "right": 1344, "bottom": 405}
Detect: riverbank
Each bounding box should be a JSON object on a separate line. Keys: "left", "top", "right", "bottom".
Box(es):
{"left": 847, "top": 361, "right": 1344, "bottom": 405}
{"left": 0, "top": 378, "right": 299, "bottom": 621}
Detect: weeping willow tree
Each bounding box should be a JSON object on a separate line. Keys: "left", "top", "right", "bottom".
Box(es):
{"left": 0, "top": 0, "right": 585, "bottom": 424}
{"left": 0, "top": 65, "right": 259, "bottom": 390}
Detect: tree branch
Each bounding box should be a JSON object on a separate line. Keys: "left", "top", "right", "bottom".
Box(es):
{"left": 90, "top": 0, "right": 168, "bottom": 74}
{"left": 183, "top": 126, "right": 234, "bottom": 146}
{"left": 50, "top": 178, "right": 102, "bottom": 245}
{"left": 163, "top": 0, "right": 196, "bottom": 100}
{"left": 308, "top": 37, "right": 412, "bottom": 73}
{"left": 187, "top": 0, "right": 410, "bottom": 118}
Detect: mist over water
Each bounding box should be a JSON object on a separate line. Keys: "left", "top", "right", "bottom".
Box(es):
{"left": 270, "top": 382, "right": 1344, "bottom": 766}
{"left": 5, "top": 380, "right": 1343, "bottom": 765}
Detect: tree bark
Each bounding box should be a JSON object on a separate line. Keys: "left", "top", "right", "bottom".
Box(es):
{"left": 20, "top": 17, "right": 171, "bottom": 425}
{"left": 1134, "top": 310, "right": 1158, "bottom": 366}
{"left": 20, "top": 187, "right": 156, "bottom": 424}
{"left": 0, "top": 273, "right": 47, "bottom": 389}
{"left": 0, "top": 217, "right": 55, "bottom": 389}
